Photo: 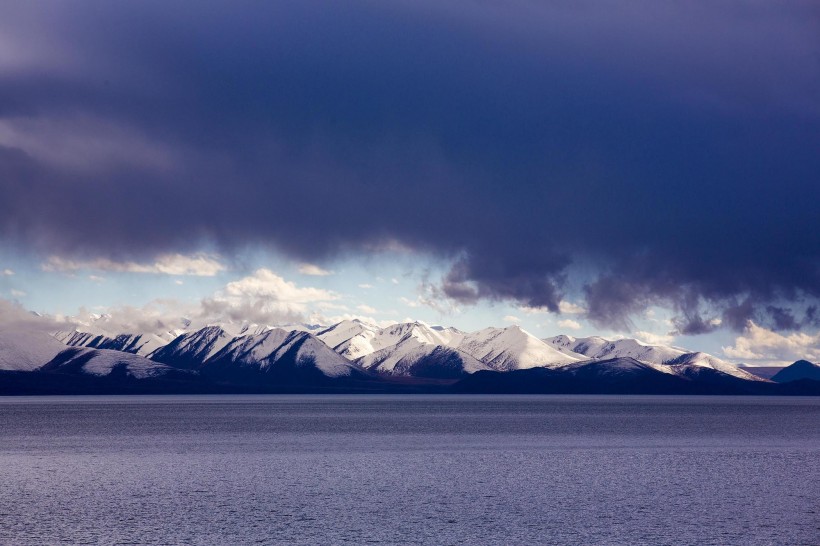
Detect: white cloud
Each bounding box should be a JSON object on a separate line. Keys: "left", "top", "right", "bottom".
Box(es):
{"left": 10, "top": 289, "right": 26, "bottom": 298}
{"left": 357, "top": 304, "right": 378, "bottom": 314}
{"left": 559, "top": 300, "right": 586, "bottom": 315}
{"left": 0, "top": 297, "right": 68, "bottom": 332}
{"left": 317, "top": 302, "right": 349, "bottom": 312}
{"left": 174, "top": 279, "right": 184, "bottom": 285}
{"left": 220, "top": 269, "right": 335, "bottom": 304}
{"left": 88, "top": 275, "right": 105, "bottom": 282}
{"left": 42, "top": 253, "right": 226, "bottom": 277}
{"left": 633, "top": 330, "right": 675, "bottom": 346}
{"left": 358, "top": 283, "right": 373, "bottom": 289}
{"left": 66, "top": 300, "right": 197, "bottom": 336}
{"left": 503, "top": 315, "right": 521, "bottom": 323}
{"left": 9, "top": 268, "right": 348, "bottom": 336}
{"left": 391, "top": 278, "right": 400, "bottom": 285}
{"left": 1, "top": 269, "right": 13, "bottom": 276}
{"left": 519, "top": 300, "right": 586, "bottom": 315}
{"left": 298, "top": 263, "right": 334, "bottom": 276}
{"left": 557, "top": 319, "right": 582, "bottom": 330}
{"left": 200, "top": 268, "right": 339, "bottom": 325}
{"left": 722, "top": 321, "right": 819, "bottom": 365}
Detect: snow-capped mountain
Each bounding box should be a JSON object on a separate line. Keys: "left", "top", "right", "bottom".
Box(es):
{"left": 148, "top": 326, "right": 235, "bottom": 369}
{"left": 0, "top": 329, "right": 67, "bottom": 371}
{"left": 211, "top": 321, "right": 323, "bottom": 337}
{"left": 358, "top": 344, "right": 487, "bottom": 378}
{"left": 42, "top": 347, "right": 194, "bottom": 380}
{"left": 54, "top": 330, "right": 176, "bottom": 357}
{"left": 665, "top": 352, "right": 761, "bottom": 381}
{"left": 145, "top": 325, "right": 359, "bottom": 380}
{"left": 1, "top": 310, "right": 814, "bottom": 394}
{"left": 560, "top": 357, "right": 671, "bottom": 379}
{"left": 211, "top": 328, "right": 293, "bottom": 365}
{"left": 316, "top": 319, "right": 383, "bottom": 359}
{"left": 429, "top": 325, "right": 467, "bottom": 347}
{"left": 545, "top": 335, "right": 686, "bottom": 364}
{"left": 320, "top": 321, "right": 579, "bottom": 375}
{"left": 37, "top": 315, "right": 777, "bottom": 389}
{"left": 544, "top": 335, "right": 755, "bottom": 380}
{"left": 204, "top": 329, "right": 360, "bottom": 380}
{"left": 458, "top": 326, "right": 581, "bottom": 371}
{"left": 53, "top": 313, "right": 324, "bottom": 358}
{"left": 358, "top": 341, "right": 487, "bottom": 378}
{"left": 318, "top": 320, "right": 484, "bottom": 378}
{"left": 375, "top": 321, "right": 471, "bottom": 353}
{"left": 454, "top": 355, "right": 769, "bottom": 395}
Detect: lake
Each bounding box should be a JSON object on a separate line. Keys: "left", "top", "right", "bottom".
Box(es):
{"left": 0, "top": 395, "right": 817, "bottom": 545}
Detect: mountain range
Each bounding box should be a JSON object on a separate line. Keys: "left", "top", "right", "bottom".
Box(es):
{"left": 0, "top": 318, "right": 817, "bottom": 395}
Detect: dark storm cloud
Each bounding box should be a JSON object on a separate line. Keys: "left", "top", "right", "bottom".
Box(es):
{"left": 0, "top": 0, "right": 818, "bottom": 331}
{"left": 806, "top": 307, "right": 820, "bottom": 328}
{"left": 722, "top": 299, "right": 758, "bottom": 332}
{"left": 765, "top": 306, "right": 799, "bottom": 331}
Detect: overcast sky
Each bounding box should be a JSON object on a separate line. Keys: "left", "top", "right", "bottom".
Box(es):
{"left": 1, "top": 1, "right": 818, "bottom": 365}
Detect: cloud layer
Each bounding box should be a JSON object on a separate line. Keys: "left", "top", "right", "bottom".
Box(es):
{"left": 55, "top": 268, "right": 389, "bottom": 334}
{"left": 723, "top": 322, "right": 820, "bottom": 365}
{"left": 42, "top": 254, "right": 226, "bottom": 276}
{"left": 0, "top": 1, "right": 818, "bottom": 331}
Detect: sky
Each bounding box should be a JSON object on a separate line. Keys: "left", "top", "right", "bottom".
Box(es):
{"left": 0, "top": 1, "right": 818, "bottom": 366}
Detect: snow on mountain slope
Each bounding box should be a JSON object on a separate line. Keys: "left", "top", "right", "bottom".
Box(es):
{"left": 214, "top": 321, "right": 323, "bottom": 337}
{"left": 148, "top": 325, "right": 235, "bottom": 368}
{"left": 316, "top": 319, "right": 382, "bottom": 359}
{"left": 319, "top": 320, "right": 453, "bottom": 361}
{"left": 219, "top": 323, "right": 272, "bottom": 337}
{"left": 545, "top": 334, "right": 757, "bottom": 380}
{"left": 561, "top": 356, "right": 676, "bottom": 378}
{"left": 42, "top": 347, "right": 192, "bottom": 379}
{"left": 546, "top": 335, "right": 687, "bottom": 364}
{"left": 458, "top": 326, "right": 581, "bottom": 371}
{"left": 430, "top": 325, "right": 466, "bottom": 347}
{"left": 544, "top": 334, "right": 583, "bottom": 356}
{"left": 0, "top": 329, "right": 67, "bottom": 371}
{"left": 54, "top": 330, "right": 174, "bottom": 356}
{"left": 316, "top": 320, "right": 481, "bottom": 378}
{"left": 376, "top": 321, "right": 451, "bottom": 346}
{"left": 29, "top": 312, "right": 763, "bottom": 383}
{"left": 206, "top": 330, "right": 357, "bottom": 378}
{"left": 666, "top": 352, "right": 762, "bottom": 381}
{"left": 357, "top": 337, "right": 487, "bottom": 378}
{"left": 213, "top": 328, "right": 292, "bottom": 364}
{"left": 275, "top": 333, "right": 358, "bottom": 378}
{"left": 591, "top": 338, "right": 685, "bottom": 363}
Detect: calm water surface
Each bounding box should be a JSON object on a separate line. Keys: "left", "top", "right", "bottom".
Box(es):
{"left": 0, "top": 395, "right": 817, "bottom": 545}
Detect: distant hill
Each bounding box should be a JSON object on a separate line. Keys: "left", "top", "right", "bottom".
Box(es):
{"left": 739, "top": 366, "right": 784, "bottom": 380}
{"left": 772, "top": 360, "right": 820, "bottom": 383}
